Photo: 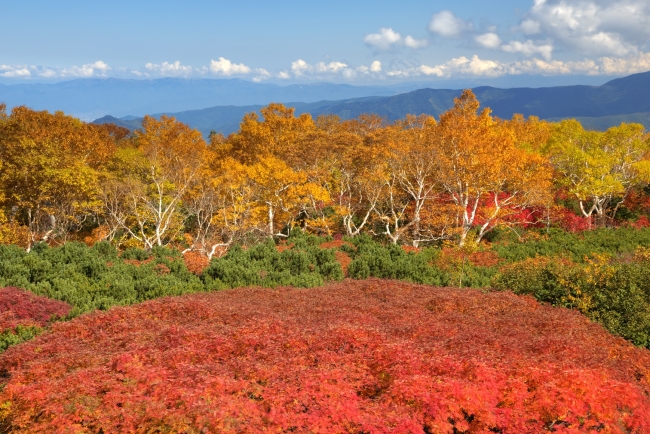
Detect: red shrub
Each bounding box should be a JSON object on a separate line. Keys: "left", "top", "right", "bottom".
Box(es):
{"left": 182, "top": 250, "right": 210, "bottom": 275}
{"left": 556, "top": 207, "right": 592, "bottom": 232}
{"left": 0, "top": 287, "right": 71, "bottom": 332}
{"left": 2, "top": 280, "right": 650, "bottom": 433}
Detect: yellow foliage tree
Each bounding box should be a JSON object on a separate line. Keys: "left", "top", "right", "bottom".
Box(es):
{"left": 545, "top": 120, "right": 650, "bottom": 226}
{"left": 100, "top": 115, "right": 207, "bottom": 249}
{"left": 433, "top": 90, "right": 553, "bottom": 245}
{"left": 0, "top": 106, "right": 116, "bottom": 249}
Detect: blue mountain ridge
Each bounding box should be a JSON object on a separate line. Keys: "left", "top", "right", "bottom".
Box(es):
{"left": 91, "top": 71, "right": 650, "bottom": 136}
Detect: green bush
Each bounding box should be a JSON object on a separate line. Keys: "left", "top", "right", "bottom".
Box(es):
{"left": 0, "top": 242, "right": 204, "bottom": 316}
{"left": 493, "top": 227, "right": 650, "bottom": 263}
{"left": 493, "top": 256, "right": 650, "bottom": 348}
{"left": 202, "top": 237, "right": 343, "bottom": 289}
{"left": 346, "top": 236, "right": 448, "bottom": 285}
{"left": 0, "top": 325, "right": 43, "bottom": 352}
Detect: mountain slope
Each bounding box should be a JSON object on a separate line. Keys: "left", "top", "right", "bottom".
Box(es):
{"left": 312, "top": 71, "right": 650, "bottom": 121}
{"left": 94, "top": 71, "right": 650, "bottom": 135}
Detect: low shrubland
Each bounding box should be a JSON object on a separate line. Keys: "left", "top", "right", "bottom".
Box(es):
{"left": 2, "top": 280, "right": 650, "bottom": 433}
{"left": 0, "top": 287, "right": 70, "bottom": 352}
{"left": 3, "top": 228, "right": 650, "bottom": 352}
{"left": 0, "top": 235, "right": 344, "bottom": 318}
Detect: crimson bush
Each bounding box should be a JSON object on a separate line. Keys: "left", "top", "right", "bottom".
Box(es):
{"left": 2, "top": 280, "right": 650, "bottom": 432}
{"left": 0, "top": 287, "right": 71, "bottom": 352}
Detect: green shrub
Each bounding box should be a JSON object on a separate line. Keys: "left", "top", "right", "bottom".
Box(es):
{"left": 493, "top": 227, "right": 650, "bottom": 263}
{"left": 346, "top": 236, "right": 448, "bottom": 285}
{"left": 0, "top": 242, "right": 204, "bottom": 316}
{"left": 202, "top": 238, "right": 343, "bottom": 289}
{"left": 0, "top": 325, "right": 43, "bottom": 352}
{"left": 493, "top": 255, "right": 650, "bottom": 348}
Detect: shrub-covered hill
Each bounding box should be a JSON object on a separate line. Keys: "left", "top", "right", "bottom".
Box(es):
{"left": 0, "top": 287, "right": 71, "bottom": 352}
{"left": 2, "top": 280, "right": 650, "bottom": 433}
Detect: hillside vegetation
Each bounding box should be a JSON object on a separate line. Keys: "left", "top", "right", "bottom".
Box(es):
{"left": 3, "top": 280, "right": 650, "bottom": 433}
{"left": 3, "top": 89, "right": 650, "bottom": 432}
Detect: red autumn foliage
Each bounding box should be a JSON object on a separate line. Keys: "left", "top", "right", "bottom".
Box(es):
{"left": 436, "top": 248, "right": 502, "bottom": 269}
{"left": 556, "top": 207, "right": 592, "bottom": 232}
{"left": 182, "top": 250, "right": 210, "bottom": 275}
{"left": 630, "top": 215, "right": 650, "bottom": 230}
{"left": 2, "top": 280, "right": 650, "bottom": 433}
{"left": 0, "top": 287, "right": 71, "bottom": 332}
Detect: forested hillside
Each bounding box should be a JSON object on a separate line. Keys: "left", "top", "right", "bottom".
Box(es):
{"left": 3, "top": 90, "right": 650, "bottom": 432}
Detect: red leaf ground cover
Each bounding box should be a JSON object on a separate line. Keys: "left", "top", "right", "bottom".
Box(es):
{"left": 2, "top": 280, "right": 650, "bottom": 433}
{"left": 0, "top": 287, "right": 71, "bottom": 332}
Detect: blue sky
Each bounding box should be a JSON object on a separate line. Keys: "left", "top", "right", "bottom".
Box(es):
{"left": 2, "top": 0, "right": 649, "bottom": 84}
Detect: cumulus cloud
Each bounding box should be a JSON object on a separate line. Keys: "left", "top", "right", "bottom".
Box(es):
{"left": 364, "top": 28, "right": 428, "bottom": 51}
{"left": 0, "top": 62, "right": 114, "bottom": 79}
{"left": 209, "top": 57, "right": 251, "bottom": 76}
{"left": 291, "top": 59, "right": 348, "bottom": 76}
{"left": 527, "top": 0, "right": 650, "bottom": 56}
{"left": 288, "top": 59, "right": 383, "bottom": 80}
{"left": 502, "top": 40, "right": 554, "bottom": 60}
{"left": 404, "top": 36, "right": 428, "bottom": 49}
{"left": 385, "top": 51, "right": 650, "bottom": 79}
{"left": 475, "top": 33, "right": 502, "bottom": 49}
{"left": 519, "top": 19, "right": 541, "bottom": 35}
{"left": 60, "top": 60, "right": 111, "bottom": 78}
{"left": 364, "top": 28, "right": 401, "bottom": 51}
{"left": 419, "top": 55, "right": 506, "bottom": 77}
{"left": 428, "top": 10, "right": 471, "bottom": 38}
{"left": 145, "top": 61, "right": 194, "bottom": 77}
{"left": 0, "top": 66, "right": 31, "bottom": 78}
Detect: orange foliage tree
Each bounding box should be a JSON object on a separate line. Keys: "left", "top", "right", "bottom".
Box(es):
{"left": 432, "top": 90, "right": 553, "bottom": 245}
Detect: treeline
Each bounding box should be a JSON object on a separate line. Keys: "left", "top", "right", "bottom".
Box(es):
{"left": 1, "top": 90, "right": 649, "bottom": 255}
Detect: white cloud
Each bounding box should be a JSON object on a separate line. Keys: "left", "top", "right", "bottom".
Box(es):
{"left": 60, "top": 60, "right": 111, "bottom": 78}
{"left": 428, "top": 10, "right": 471, "bottom": 38}
{"left": 385, "top": 51, "right": 650, "bottom": 78}
{"left": 404, "top": 35, "right": 428, "bottom": 49}
{"left": 475, "top": 33, "right": 502, "bottom": 49}
{"left": 0, "top": 66, "right": 31, "bottom": 78}
{"left": 502, "top": 40, "right": 554, "bottom": 60}
{"left": 0, "top": 62, "right": 111, "bottom": 79}
{"left": 364, "top": 27, "right": 428, "bottom": 51}
{"left": 519, "top": 19, "right": 541, "bottom": 35}
{"left": 38, "top": 69, "right": 56, "bottom": 78}
{"left": 277, "top": 71, "right": 291, "bottom": 79}
{"left": 291, "top": 59, "right": 349, "bottom": 76}
{"left": 389, "top": 55, "right": 507, "bottom": 78}
{"left": 370, "top": 60, "right": 382, "bottom": 73}
{"left": 209, "top": 57, "right": 251, "bottom": 76}
{"left": 528, "top": 0, "right": 650, "bottom": 56}
{"left": 364, "top": 28, "right": 402, "bottom": 51}
{"left": 145, "top": 61, "right": 193, "bottom": 77}
{"left": 290, "top": 59, "right": 310, "bottom": 76}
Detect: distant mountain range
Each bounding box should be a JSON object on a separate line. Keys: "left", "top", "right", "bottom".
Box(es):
{"left": 0, "top": 74, "right": 614, "bottom": 121}
{"left": 92, "top": 71, "right": 650, "bottom": 136}
{"left": 0, "top": 78, "right": 403, "bottom": 121}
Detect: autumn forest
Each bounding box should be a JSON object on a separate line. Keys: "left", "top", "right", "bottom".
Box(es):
{"left": 1, "top": 90, "right": 649, "bottom": 255}
{"left": 4, "top": 91, "right": 650, "bottom": 432}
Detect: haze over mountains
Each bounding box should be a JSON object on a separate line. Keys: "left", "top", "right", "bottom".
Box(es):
{"left": 0, "top": 78, "right": 403, "bottom": 121}
{"left": 0, "top": 74, "right": 612, "bottom": 119}
{"left": 90, "top": 71, "right": 650, "bottom": 136}
{"left": 1, "top": 72, "right": 649, "bottom": 135}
